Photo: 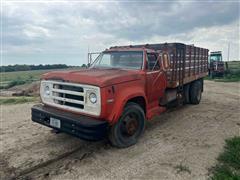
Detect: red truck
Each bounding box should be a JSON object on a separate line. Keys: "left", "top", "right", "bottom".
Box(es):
{"left": 32, "top": 43, "right": 208, "bottom": 148}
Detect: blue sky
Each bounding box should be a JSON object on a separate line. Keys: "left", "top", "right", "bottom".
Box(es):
{"left": 2, "top": 0, "right": 240, "bottom": 65}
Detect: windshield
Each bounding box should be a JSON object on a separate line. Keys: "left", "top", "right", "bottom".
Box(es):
{"left": 210, "top": 54, "right": 222, "bottom": 61}
{"left": 91, "top": 51, "right": 143, "bottom": 70}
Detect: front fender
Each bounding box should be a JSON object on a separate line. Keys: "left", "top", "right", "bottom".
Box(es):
{"left": 107, "top": 86, "right": 147, "bottom": 124}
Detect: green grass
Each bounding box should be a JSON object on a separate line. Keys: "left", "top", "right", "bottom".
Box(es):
{"left": 0, "top": 69, "right": 51, "bottom": 89}
{"left": 222, "top": 61, "right": 240, "bottom": 82}
{"left": 210, "top": 136, "right": 240, "bottom": 180}
{"left": 227, "top": 61, "right": 240, "bottom": 70}
{"left": 174, "top": 164, "right": 191, "bottom": 174}
{"left": 206, "top": 61, "right": 240, "bottom": 82}
{"left": 215, "top": 76, "right": 240, "bottom": 82}
{"left": 1, "top": 69, "right": 50, "bottom": 82}
{"left": 0, "top": 96, "right": 38, "bottom": 105}
{"left": 0, "top": 68, "right": 81, "bottom": 89}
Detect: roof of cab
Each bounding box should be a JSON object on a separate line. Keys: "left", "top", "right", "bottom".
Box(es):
{"left": 104, "top": 47, "right": 155, "bottom": 53}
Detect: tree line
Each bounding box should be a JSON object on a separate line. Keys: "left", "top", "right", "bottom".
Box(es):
{"left": 0, "top": 64, "right": 87, "bottom": 72}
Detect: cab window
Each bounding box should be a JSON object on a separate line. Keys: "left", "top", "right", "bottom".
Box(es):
{"left": 147, "top": 53, "right": 160, "bottom": 71}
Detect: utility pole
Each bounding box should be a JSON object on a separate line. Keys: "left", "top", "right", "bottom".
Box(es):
{"left": 87, "top": 45, "right": 90, "bottom": 66}
{"left": 227, "top": 42, "right": 230, "bottom": 62}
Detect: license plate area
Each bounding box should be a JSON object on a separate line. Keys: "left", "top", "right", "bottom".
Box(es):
{"left": 50, "top": 117, "right": 61, "bottom": 128}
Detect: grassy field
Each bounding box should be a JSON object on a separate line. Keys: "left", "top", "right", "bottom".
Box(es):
{"left": 227, "top": 61, "right": 240, "bottom": 70}
{"left": 0, "top": 96, "right": 39, "bottom": 105}
{"left": 210, "top": 136, "right": 240, "bottom": 179}
{"left": 205, "top": 61, "right": 240, "bottom": 82}
{"left": 0, "top": 69, "right": 50, "bottom": 89}
{"left": 0, "top": 68, "right": 80, "bottom": 89}
{"left": 222, "top": 61, "right": 240, "bottom": 82}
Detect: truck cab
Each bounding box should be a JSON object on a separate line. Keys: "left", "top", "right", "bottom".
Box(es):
{"left": 32, "top": 43, "right": 208, "bottom": 148}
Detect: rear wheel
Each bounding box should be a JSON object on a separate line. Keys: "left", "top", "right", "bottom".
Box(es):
{"left": 190, "top": 80, "right": 202, "bottom": 104}
{"left": 183, "top": 83, "right": 190, "bottom": 104}
{"left": 108, "top": 102, "right": 145, "bottom": 148}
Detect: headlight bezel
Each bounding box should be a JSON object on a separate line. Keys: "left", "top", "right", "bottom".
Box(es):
{"left": 89, "top": 92, "right": 97, "bottom": 104}
{"left": 85, "top": 89, "right": 99, "bottom": 107}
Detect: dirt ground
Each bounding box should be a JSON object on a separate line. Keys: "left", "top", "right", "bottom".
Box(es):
{"left": 0, "top": 80, "right": 239, "bottom": 180}
{"left": 0, "top": 81, "right": 40, "bottom": 97}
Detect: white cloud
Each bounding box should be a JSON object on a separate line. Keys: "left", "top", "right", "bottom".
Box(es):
{"left": 2, "top": 0, "right": 239, "bottom": 65}
{"left": 23, "top": 24, "right": 51, "bottom": 38}
{"left": 142, "top": 21, "right": 239, "bottom": 61}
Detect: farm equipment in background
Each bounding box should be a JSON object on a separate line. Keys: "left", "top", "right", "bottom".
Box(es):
{"left": 208, "top": 51, "right": 225, "bottom": 78}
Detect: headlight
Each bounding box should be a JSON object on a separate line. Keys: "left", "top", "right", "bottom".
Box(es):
{"left": 89, "top": 92, "right": 97, "bottom": 104}
{"left": 44, "top": 85, "right": 50, "bottom": 96}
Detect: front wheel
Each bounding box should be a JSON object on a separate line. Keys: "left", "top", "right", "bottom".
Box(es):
{"left": 108, "top": 102, "right": 145, "bottom": 148}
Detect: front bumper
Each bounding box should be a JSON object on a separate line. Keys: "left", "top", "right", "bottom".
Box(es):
{"left": 31, "top": 104, "right": 108, "bottom": 141}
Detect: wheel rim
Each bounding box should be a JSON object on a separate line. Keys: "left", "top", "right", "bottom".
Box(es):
{"left": 121, "top": 112, "right": 139, "bottom": 137}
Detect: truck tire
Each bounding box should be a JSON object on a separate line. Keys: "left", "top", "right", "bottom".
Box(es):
{"left": 183, "top": 83, "right": 190, "bottom": 104}
{"left": 108, "top": 102, "right": 145, "bottom": 148}
{"left": 190, "top": 80, "right": 202, "bottom": 105}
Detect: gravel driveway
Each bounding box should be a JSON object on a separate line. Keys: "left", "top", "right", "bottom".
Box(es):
{"left": 0, "top": 80, "right": 239, "bottom": 180}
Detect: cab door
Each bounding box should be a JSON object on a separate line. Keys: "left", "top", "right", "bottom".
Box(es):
{"left": 146, "top": 53, "right": 167, "bottom": 107}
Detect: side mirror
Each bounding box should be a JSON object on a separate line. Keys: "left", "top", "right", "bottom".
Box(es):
{"left": 158, "top": 52, "right": 170, "bottom": 72}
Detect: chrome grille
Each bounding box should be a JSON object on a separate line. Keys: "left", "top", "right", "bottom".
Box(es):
{"left": 51, "top": 82, "right": 85, "bottom": 109}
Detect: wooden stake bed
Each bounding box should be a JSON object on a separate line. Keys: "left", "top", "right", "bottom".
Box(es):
{"left": 164, "top": 43, "right": 208, "bottom": 88}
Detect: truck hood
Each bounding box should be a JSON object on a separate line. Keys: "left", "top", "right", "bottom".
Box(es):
{"left": 42, "top": 68, "right": 142, "bottom": 87}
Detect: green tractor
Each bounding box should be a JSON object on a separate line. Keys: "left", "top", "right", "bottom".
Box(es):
{"left": 209, "top": 51, "right": 225, "bottom": 78}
